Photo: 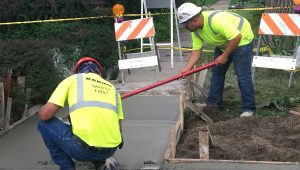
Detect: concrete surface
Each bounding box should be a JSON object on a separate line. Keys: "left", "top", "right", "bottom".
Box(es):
{"left": 116, "top": 96, "right": 180, "bottom": 169}
{"left": 0, "top": 112, "right": 58, "bottom": 169}
{"left": 0, "top": 95, "right": 181, "bottom": 169}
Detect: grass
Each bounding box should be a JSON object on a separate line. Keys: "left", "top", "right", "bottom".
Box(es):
{"left": 190, "top": 0, "right": 220, "bottom": 6}
{"left": 194, "top": 52, "right": 300, "bottom": 117}
{"left": 229, "top": 0, "right": 265, "bottom": 7}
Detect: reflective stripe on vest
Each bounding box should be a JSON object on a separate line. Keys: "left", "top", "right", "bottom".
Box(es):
{"left": 194, "top": 11, "right": 245, "bottom": 40}
{"left": 69, "top": 74, "right": 118, "bottom": 114}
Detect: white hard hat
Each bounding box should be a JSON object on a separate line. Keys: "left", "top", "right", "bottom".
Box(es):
{"left": 177, "top": 3, "right": 202, "bottom": 28}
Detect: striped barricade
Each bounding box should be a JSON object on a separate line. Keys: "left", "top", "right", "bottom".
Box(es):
{"left": 258, "top": 13, "right": 300, "bottom": 36}
{"left": 115, "top": 17, "right": 155, "bottom": 41}
{"left": 252, "top": 13, "right": 300, "bottom": 87}
{"left": 114, "top": 17, "right": 160, "bottom": 84}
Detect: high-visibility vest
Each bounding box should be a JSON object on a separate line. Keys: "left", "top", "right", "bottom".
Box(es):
{"left": 192, "top": 11, "right": 253, "bottom": 50}
{"left": 69, "top": 73, "right": 122, "bottom": 147}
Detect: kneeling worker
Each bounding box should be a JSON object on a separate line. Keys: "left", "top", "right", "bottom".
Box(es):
{"left": 37, "top": 57, "right": 124, "bottom": 170}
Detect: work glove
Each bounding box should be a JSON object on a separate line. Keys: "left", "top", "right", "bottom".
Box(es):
{"left": 104, "top": 156, "right": 119, "bottom": 170}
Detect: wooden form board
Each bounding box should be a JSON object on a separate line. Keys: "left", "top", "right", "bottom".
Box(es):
{"left": 164, "top": 94, "right": 184, "bottom": 159}
{"left": 164, "top": 133, "right": 300, "bottom": 170}
{"left": 164, "top": 158, "right": 300, "bottom": 170}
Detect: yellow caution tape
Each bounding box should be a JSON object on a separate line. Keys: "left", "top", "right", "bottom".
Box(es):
{"left": 124, "top": 45, "right": 273, "bottom": 54}
{"left": 0, "top": 16, "right": 113, "bottom": 25}
{"left": 227, "top": 6, "right": 294, "bottom": 12}
{"left": 0, "top": 6, "right": 295, "bottom": 25}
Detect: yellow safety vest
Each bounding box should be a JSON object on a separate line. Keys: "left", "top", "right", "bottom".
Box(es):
{"left": 48, "top": 73, "right": 123, "bottom": 147}
{"left": 192, "top": 11, "right": 254, "bottom": 50}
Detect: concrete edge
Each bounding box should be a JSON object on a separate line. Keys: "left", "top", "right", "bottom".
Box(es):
{"left": 0, "top": 105, "right": 41, "bottom": 137}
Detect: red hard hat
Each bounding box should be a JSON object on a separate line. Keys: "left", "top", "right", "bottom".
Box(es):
{"left": 73, "top": 57, "right": 102, "bottom": 74}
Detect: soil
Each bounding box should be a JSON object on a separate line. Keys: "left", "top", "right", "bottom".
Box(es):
{"left": 176, "top": 113, "right": 300, "bottom": 162}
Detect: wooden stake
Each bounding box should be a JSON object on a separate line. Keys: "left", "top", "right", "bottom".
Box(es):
{"left": 185, "top": 100, "right": 213, "bottom": 123}
{"left": 0, "top": 82, "right": 5, "bottom": 129}
{"left": 199, "top": 131, "right": 209, "bottom": 160}
{"left": 4, "top": 97, "right": 12, "bottom": 128}
{"left": 5, "top": 69, "right": 12, "bottom": 105}
{"left": 289, "top": 110, "right": 300, "bottom": 116}
{"left": 22, "top": 104, "right": 28, "bottom": 118}
{"left": 17, "top": 76, "right": 25, "bottom": 93}
{"left": 179, "top": 94, "right": 185, "bottom": 131}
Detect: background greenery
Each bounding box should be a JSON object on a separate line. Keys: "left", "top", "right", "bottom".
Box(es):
{"left": 0, "top": 0, "right": 298, "bottom": 123}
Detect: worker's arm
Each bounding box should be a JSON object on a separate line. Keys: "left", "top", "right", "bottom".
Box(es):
{"left": 180, "top": 48, "right": 203, "bottom": 74}
{"left": 39, "top": 102, "right": 61, "bottom": 121}
{"left": 215, "top": 34, "right": 242, "bottom": 65}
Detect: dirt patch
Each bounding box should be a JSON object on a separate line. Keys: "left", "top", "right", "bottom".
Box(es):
{"left": 176, "top": 114, "right": 300, "bottom": 162}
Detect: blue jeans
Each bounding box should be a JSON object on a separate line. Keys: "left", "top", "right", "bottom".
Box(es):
{"left": 207, "top": 41, "right": 256, "bottom": 112}
{"left": 37, "top": 117, "right": 117, "bottom": 170}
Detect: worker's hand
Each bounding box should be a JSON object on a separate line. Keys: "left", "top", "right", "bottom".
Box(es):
{"left": 215, "top": 54, "right": 228, "bottom": 65}
{"left": 104, "top": 156, "right": 119, "bottom": 170}
{"left": 179, "top": 67, "right": 191, "bottom": 75}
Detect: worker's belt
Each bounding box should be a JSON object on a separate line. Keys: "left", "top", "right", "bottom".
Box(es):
{"left": 73, "top": 135, "right": 116, "bottom": 153}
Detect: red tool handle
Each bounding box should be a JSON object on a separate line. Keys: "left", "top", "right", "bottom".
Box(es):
{"left": 121, "top": 61, "right": 217, "bottom": 99}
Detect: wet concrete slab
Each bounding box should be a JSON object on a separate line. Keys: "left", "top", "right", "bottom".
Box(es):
{"left": 0, "top": 114, "right": 57, "bottom": 169}
{"left": 116, "top": 96, "right": 180, "bottom": 169}
{"left": 116, "top": 120, "right": 176, "bottom": 169}
{"left": 122, "top": 95, "right": 179, "bottom": 121}
{"left": 0, "top": 95, "right": 180, "bottom": 169}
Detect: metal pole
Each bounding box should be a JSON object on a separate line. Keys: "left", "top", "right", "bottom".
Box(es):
{"left": 117, "top": 42, "right": 125, "bottom": 85}
{"left": 252, "top": 35, "right": 262, "bottom": 81}
{"left": 170, "top": 0, "right": 174, "bottom": 69}
{"left": 121, "top": 61, "right": 217, "bottom": 99}
{"left": 173, "top": 0, "right": 183, "bottom": 62}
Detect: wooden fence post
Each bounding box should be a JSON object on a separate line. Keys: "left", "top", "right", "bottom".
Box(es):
{"left": 0, "top": 82, "right": 5, "bottom": 129}
{"left": 17, "top": 76, "right": 25, "bottom": 93}
{"left": 5, "top": 69, "right": 12, "bottom": 106}
{"left": 4, "top": 97, "right": 12, "bottom": 128}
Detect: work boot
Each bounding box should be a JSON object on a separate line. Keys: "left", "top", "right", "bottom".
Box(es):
{"left": 94, "top": 160, "right": 105, "bottom": 170}
{"left": 240, "top": 111, "right": 254, "bottom": 117}
{"left": 194, "top": 103, "right": 206, "bottom": 109}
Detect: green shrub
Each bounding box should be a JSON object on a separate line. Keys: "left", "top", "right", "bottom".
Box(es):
{"left": 0, "top": 39, "right": 69, "bottom": 105}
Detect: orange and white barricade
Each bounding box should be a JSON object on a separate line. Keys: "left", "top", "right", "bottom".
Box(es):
{"left": 252, "top": 13, "right": 300, "bottom": 87}
{"left": 114, "top": 17, "right": 161, "bottom": 85}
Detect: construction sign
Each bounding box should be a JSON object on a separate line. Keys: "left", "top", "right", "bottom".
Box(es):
{"left": 114, "top": 17, "right": 155, "bottom": 41}
{"left": 258, "top": 13, "right": 300, "bottom": 36}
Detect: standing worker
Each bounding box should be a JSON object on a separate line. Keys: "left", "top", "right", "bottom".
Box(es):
{"left": 37, "top": 57, "right": 124, "bottom": 170}
{"left": 177, "top": 3, "right": 256, "bottom": 117}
